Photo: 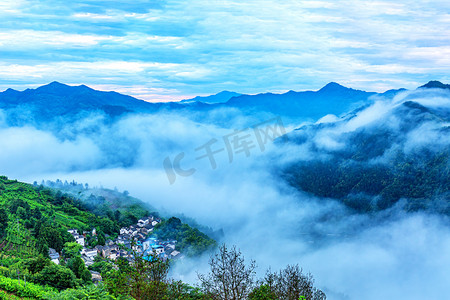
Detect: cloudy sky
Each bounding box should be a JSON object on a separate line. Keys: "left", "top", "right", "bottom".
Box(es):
{"left": 0, "top": 0, "right": 449, "bottom": 101}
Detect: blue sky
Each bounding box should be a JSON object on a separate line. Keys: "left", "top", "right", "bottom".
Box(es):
{"left": 0, "top": 0, "right": 449, "bottom": 101}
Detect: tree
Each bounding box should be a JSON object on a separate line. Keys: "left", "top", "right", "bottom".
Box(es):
{"left": 36, "top": 264, "right": 77, "bottom": 290}
{"left": 88, "top": 257, "right": 113, "bottom": 274}
{"left": 8, "top": 198, "right": 30, "bottom": 215}
{"left": 16, "top": 206, "right": 28, "bottom": 220}
{"left": 249, "top": 284, "right": 278, "bottom": 300}
{"left": 39, "top": 225, "right": 64, "bottom": 252}
{"left": 37, "top": 238, "right": 49, "bottom": 257}
{"left": 104, "top": 247, "right": 170, "bottom": 300}
{"left": 24, "top": 256, "right": 51, "bottom": 274}
{"left": 166, "top": 280, "right": 213, "bottom": 300}
{"left": 61, "top": 229, "right": 76, "bottom": 243}
{"left": 81, "top": 268, "right": 92, "bottom": 283}
{"left": 98, "top": 217, "right": 118, "bottom": 235}
{"left": 45, "top": 284, "right": 114, "bottom": 299}
{"left": 129, "top": 254, "right": 169, "bottom": 300}
{"left": 63, "top": 242, "right": 83, "bottom": 259}
{"left": 198, "top": 244, "right": 256, "bottom": 300}
{"left": 103, "top": 266, "right": 130, "bottom": 297}
{"left": 97, "top": 231, "right": 106, "bottom": 246}
{"left": 114, "top": 210, "right": 121, "bottom": 222}
{"left": 0, "top": 208, "right": 8, "bottom": 237}
{"left": 260, "top": 265, "right": 326, "bottom": 300}
{"left": 67, "top": 256, "right": 88, "bottom": 279}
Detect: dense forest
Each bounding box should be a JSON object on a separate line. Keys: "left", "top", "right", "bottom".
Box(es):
{"left": 285, "top": 149, "right": 449, "bottom": 213}
{"left": 283, "top": 98, "right": 450, "bottom": 214}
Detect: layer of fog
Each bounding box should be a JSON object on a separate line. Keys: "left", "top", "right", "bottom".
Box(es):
{"left": 2, "top": 88, "right": 449, "bottom": 299}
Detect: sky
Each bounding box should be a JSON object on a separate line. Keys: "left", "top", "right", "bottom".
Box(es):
{"left": 0, "top": 0, "right": 449, "bottom": 101}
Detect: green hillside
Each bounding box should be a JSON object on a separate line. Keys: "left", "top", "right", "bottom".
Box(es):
{"left": 0, "top": 175, "right": 216, "bottom": 299}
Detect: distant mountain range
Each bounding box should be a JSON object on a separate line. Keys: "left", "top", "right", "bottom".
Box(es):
{"left": 180, "top": 91, "right": 242, "bottom": 104}
{"left": 0, "top": 81, "right": 184, "bottom": 116}
{"left": 0, "top": 80, "right": 448, "bottom": 126}
{"left": 224, "top": 82, "right": 376, "bottom": 120}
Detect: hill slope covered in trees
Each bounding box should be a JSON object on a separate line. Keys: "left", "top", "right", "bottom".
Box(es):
{"left": 281, "top": 86, "right": 450, "bottom": 214}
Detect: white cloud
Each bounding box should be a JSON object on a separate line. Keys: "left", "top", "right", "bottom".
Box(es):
{"left": 87, "top": 84, "right": 191, "bottom": 102}
{"left": 72, "top": 12, "right": 118, "bottom": 21}
{"left": 0, "top": 126, "right": 103, "bottom": 175}
{"left": 0, "top": 30, "right": 111, "bottom": 48}
{"left": 0, "top": 0, "right": 27, "bottom": 13}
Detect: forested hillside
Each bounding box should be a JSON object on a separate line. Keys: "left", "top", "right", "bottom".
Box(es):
{"left": 0, "top": 175, "right": 217, "bottom": 298}
{"left": 282, "top": 88, "right": 450, "bottom": 214}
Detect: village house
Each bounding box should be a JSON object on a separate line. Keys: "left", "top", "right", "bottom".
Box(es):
{"left": 122, "top": 241, "right": 131, "bottom": 250}
{"left": 170, "top": 250, "right": 180, "bottom": 258}
{"left": 81, "top": 247, "right": 97, "bottom": 258}
{"left": 151, "top": 244, "right": 165, "bottom": 255}
{"left": 137, "top": 218, "right": 149, "bottom": 227}
{"left": 162, "top": 240, "right": 176, "bottom": 250}
{"left": 81, "top": 255, "right": 95, "bottom": 267}
{"left": 117, "top": 249, "right": 126, "bottom": 258}
{"left": 107, "top": 251, "right": 118, "bottom": 260}
{"left": 120, "top": 227, "right": 130, "bottom": 235}
{"left": 65, "top": 215, "right": 181, "bottom": 272}
{"left": 102, "top": 244, "right": 119, "bottom": 258}
{"left": 116, "top": 235, "right": 126, "bottom": 245}
{"left": 144, "top": 223, "right": 154, "bottom": 232}
{"left": 74, "top": 235, "right": 85, "bottom": 246}
{"left": 68, "top": 229, "right": 85, "bottom": 246}
{"left": 67, "top": 229, "right": 78, "bottom": 235}
{"left": 94, "top": 244, "right": 103, "bottom": 254}
{"left": 48, "top": 248, "right": 60, "bottom": 264}
{"left": 90, "top": 271, "right": 102, "bottom": 284}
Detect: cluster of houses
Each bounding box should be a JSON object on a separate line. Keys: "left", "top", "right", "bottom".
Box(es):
{"left": 49, "top": 215, "right": 181, "bottom": 275}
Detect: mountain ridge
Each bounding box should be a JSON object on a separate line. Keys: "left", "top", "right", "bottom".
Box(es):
{"left": 181, "top": 90, "right": 242, "bottom": 104}
{"left": 0, "top": 81, "right": 447, "bottom": 126}
{"left": 420, "top": 80, "right": 450, "bottom": 90}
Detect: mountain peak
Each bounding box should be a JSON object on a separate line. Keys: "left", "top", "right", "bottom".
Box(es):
{"left": 419, "top": 81, "right": 450, "bottom": 90}
{"left": 216, "top": 90, "right": 234, "bottom": 95}
{"left": 319, "top": 82, "right": 347, "bottom": 92}
{"left": 46, "top": 81, "right": 68, "bottom": 87}
{"left": 182, "top": 90, "right": 242, "bottom": 104}
{"left": 3, "top": 88, "right": 19, "bottom": 95}
{"left": 35, "top": 81, "right": 72, "bottom": 93}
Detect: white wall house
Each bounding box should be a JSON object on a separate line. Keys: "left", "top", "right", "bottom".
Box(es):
{"left": 75, "top": 235, "right": 85, "bottom": 246}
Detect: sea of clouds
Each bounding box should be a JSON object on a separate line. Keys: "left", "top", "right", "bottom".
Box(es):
{"left": 1, "top": 88, "right": 449, "bottom": 299}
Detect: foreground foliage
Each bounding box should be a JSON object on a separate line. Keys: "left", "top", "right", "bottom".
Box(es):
{"left": 0, "top": 176, "right": 216, "bottom": 298}
{"left": 198, "top": 245, "right": 326, "bottom": 300}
